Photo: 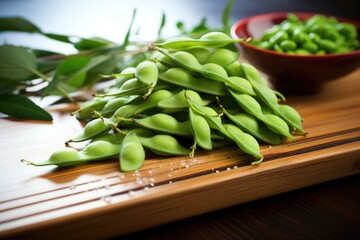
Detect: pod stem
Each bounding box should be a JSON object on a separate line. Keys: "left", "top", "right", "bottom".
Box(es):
{"left": 21, "top": 159, "right": 36, "bottom": 166}
{"left": 99, "top": 72, "right": 134, "bottom": 79}
{"left": 189, "top": 142, "right": 197, "bottom": 158}
{"left": 251, "top": 156, "right": 264, "bottom": 165}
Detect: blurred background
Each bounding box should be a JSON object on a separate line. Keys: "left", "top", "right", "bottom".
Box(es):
{"left": 1, "top": 0, "right": 359, "bottom": 53}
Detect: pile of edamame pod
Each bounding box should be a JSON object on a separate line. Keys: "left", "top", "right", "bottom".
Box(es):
{"left": 250, "top": 13, "right": 359, "bottom": 54}
{"left": 22, "top": 32, "right": 306, "bottom": 172}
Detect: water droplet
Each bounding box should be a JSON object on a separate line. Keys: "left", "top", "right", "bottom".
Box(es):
{"left": 101, "top": 195, "right": 112, "bottom": 204}
{"left": 215, "top": 170, "right": 220, "bottom": 173}
{"left": 134, "top": 170, "right": 141, "bottom": 177}
{"left": 69, "top": 184, "right": 76, "bottom": 190}
{"left": 169, "top": 181, "right": 173, "bottom": 184}
{"left": 185, "top": 165, "right": 189, "bottom": 168}
{"left": 170, "top": 168, "right": 174, "bottom": 171}
{"left": 150, "top": 183, "right": 155, "bottom": 187}
{"left": 227, "top": 167, "right": 231, "bottom": 171}
{"left": 128, "top": 190, "right": 135, "bottom": 197}
{"left": 136, "top": 178, "right": 144, "bottom": 185}
{"left": 233, "top": 165, "right": 238, "bottom": 169}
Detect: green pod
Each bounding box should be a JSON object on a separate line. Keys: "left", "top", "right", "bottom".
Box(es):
{"left": 225, "top": 76, "right": 256, "bottom": 96}
{"left": 200, "top": 63, "right": 229, "bottom": 82}
{"left": 205, "top": 48, "right": 240, "bottom": 67}
{"left": 189, "top": 107, "right": 212, "bottom": 150}
{"left": 228, "top": 90, "right": 264, "bottom": 120}
{"left": 120, "top": 132, "right": 145, "bottom": 172}
{"left": 113, "top": 89, "right": 174, "bottom": 118}
{"left": 130, "top": 113, "right": 192, "bottom": 137}
{"left": 155, "top": 32, "right": 243, "bottom": 50}
{"left": 96, "top": 78, "right": 148, "bottom": 98}
{"left": 239, "top": 63, "right": 268, "bottom": 86}
{"left": 186, "top": 47, "right": 212, "bottom": 64}
{"left": 100, "top": 95, "right": 139, "bottom": 117}
{"left": 22, "top": 140, "right": 121, "bottom": 167}
{"left": 68, "top": 118, "right": 113, "bottom": 143}
{"left": 139, "top": 134, "right": 190, "bottom": 156}
{"left": 223, "top": 109, "right": 282, "bottom": 145}
{"left": 224, "top": 60, "right": 243, "bottom": 77}
{"left": 158, "top": 49, "right": 202, "bottom": 71}
{"left": 135, "top": 61, "right": 159, "bottom": 86}
{"left": 73, "top": 98, "right": 109, "bottom": 120}
{"left": 190, "top": 103, "right": 225, "bottom": 133}
{"left": 262, "top": 114, "right": 294, "bottom": 140}
{"left": 223, "top": 124, "right": 263, "bottom": 163}
{"left": 113, "top": 67, "right": 136, "bottom": 88}
{"left": 159, "top": 67, "right": 228, "bottom": 96}
{"left": 21, "top": 148, "right": 83, "bottom": 167}
{"left": 91, "top": 132, "right": 125, "bottom": 145}
{"left": 277, "top": 104, "right": 305, "bottom": 134}
{"left": 157, "top": 89, "right": 208, "bottom": 109}
{"left": 240, "top": 63, "right": 304, "bottom": 134}
{"left": 82, "top": 140, "right": 120, "bottom": 158}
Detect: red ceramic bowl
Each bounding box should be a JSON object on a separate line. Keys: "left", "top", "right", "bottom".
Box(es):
{"left": 231, "top": 12, "right": 360, "bottom": 94}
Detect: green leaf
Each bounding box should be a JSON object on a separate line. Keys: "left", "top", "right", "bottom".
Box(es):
{"left": 0, "top": 17, "right": 41, "bottom": 33}
{"left": 157, "top": 13, "right": 166, "bottom": 37}
{"left": 191, "top": 17, "right": 209, "bottom": 33}
{"left": 33, "top": 49, "right": 65, "bottom": 58}
{"left": 74, "top": 37, "right": 113, "bottom": 50}
{"left": 0, "top": 94, "right": 53, "bottom": 121}
{"left": 42, "top": 33, "right": 73, "bottom": 44}
{"left": 55, "top": 56, "right": 91, "bottom": 87}
{"left": 121, "top": 9, "right": 137, "bottom": 50}
{"left": 0, "top": 45, "right": 37, "bottom": 82}
{"left": 222, "top": 0, "right": 235, "bottom": 31}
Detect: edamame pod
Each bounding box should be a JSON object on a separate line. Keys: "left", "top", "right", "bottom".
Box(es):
{"left": 189, "top": 106, "right": 212, "bottom": 150}
{"left": 223, "top": 124, "right": 263, "bottom": 164}
{"left": 222, "top": 108, "right": 282, "bottom": 145}
{"left": 120, "top": 132, "right": 145, "bottom": 172}
{"left": 159, "top": 67, "right": 228, "bottom": 96}
{"left": 138, "top": 134, "right": 190, "bottom": 156}
{"left": 22, "top": 141, "right": 121, "bottom": 167}
{"left": 119, "top": 113, "right": 192, "bottom": 137}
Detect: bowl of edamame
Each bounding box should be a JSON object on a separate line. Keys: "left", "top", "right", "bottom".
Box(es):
{"left": 231, "top": 12, "right": 360, "bottom": 94}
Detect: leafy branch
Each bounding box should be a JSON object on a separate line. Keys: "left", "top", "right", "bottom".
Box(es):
{"left": 0, "top": 0, "right": 235, "bottom": 121}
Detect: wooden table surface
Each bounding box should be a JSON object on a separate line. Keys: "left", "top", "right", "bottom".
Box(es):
{"left": 1, "top": 1, "right": 360, "bottom": 239}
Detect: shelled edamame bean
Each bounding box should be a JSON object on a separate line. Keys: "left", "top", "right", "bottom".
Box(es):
{"left": 250, "top": 13, "right": 360, "bottom": 54}
{"left": 23, "top": 31, "right": 306, "bottom": 172}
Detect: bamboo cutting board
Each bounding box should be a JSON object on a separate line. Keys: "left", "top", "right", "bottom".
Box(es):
{"left": 1, "top": 69, "right": 360, "bottom": 239}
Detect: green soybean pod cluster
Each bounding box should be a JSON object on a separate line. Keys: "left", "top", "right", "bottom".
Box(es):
{"left": 23, "top": 31, "right": 305, "bottom": 172}
{"left": 251, "top": 13, "right": 360, "bottom": 54}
